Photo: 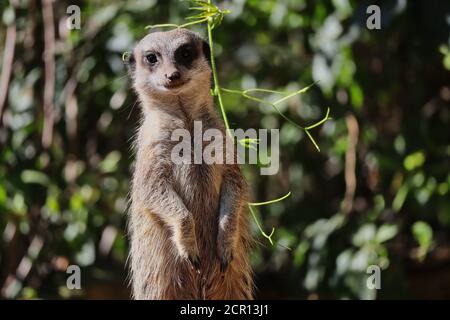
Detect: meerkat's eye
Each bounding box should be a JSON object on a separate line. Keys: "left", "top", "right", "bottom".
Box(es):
{"left": 181, "top": 49, "right": 191, "bottom": 59}
{"left": 145, "top": 53, "right": 158, "bottom": 65}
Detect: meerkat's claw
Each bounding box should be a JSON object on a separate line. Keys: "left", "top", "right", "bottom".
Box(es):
{"left": 220, "top": 261, "right": 228, "bottom": 274}
{"left": 188, "top": 255, "right": 201, "bottom": 273}
{"left": 219, "top": 253, "right": 233, "bottom": 273}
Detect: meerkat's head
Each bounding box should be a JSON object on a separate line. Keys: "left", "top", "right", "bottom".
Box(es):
{"left": 125, "top": 28, "right": 211, "bottom": 99}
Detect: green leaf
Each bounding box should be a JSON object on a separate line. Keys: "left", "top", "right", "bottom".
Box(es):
{"left": 352, "top": 224, "right": 376, "bottom": 247}
{"left": 293, "top": 240, "right": 310, "bottom": 267}
{"left": 375, "top": 224, "right": 398, "bottom": 243}
{"left": 99, "top": 151, "right": 121, "bottom": 173}
{"left": 350, "top": 84, "right": 364, "bottom": 110}
{"left": 412, "top": 221, "right": 433, "bottom": 249}
{"left": 0, "top": 184, "right": 7, "bottom": 205}
{"left": 21, "top": 170, "right": 49, "bottom": 186}
{"left": 403, "top": 151, "right": 425, "bottom": 171}
{"left": 393, "top": 184, "right": 409, "bottom": 212}
{"left": 443, "top": 54, "right": 450, "bottom": 71}
{"left": 2, "top": 6, "right": 15, "bottom": 26}
{"left": 439, "top": 45, "right": 450, "bottom": 70}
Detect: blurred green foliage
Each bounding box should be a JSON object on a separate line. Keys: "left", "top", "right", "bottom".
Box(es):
{"left": 0, "top": 0, "right": 449, "bottom": 299}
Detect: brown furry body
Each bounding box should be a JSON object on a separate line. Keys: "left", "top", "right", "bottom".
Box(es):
{"left": 126, "top": 29, "right": 253, "bottom": 300}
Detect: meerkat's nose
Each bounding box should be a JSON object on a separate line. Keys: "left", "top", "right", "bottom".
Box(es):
{"left": 166, "top": 71, "right": 181, "bottom": 81}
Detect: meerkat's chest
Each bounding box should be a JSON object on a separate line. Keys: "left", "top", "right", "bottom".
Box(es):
{"left": 170, "top": 121, "right": 225, "bottom": 203}
{"left": 172, "top": 162, "right": 223, "bottom": 206}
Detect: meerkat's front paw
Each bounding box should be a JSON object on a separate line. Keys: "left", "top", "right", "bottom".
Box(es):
{"left": 187, "top": 254, "right": 201, "bottom": 272}
{"left": 220, "top": 251, "right": 233, "bottom": 273}
{"left": 185, "top": 246, "right": 201, "bottom": 274}
{"left": 217, "top": 241, "right": 234, "bottom": 273}
{"left": 172, "top": 219, "right": 201, "bottom": 273}
{"left": 174, "top": 237, "right": 201, "bottom": 273}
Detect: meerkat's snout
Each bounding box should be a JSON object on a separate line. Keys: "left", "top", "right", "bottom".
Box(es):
{"left": 161, "top": 64, "right": 187, "bottom": 90}
{"left": 166, "top": 70, "right": 181, "bottom": 81}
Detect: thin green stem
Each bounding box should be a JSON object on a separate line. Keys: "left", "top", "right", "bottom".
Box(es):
{"left": 145, "top": 18, "right": 209, "bottom": 30}
{"left": 221, "top": 88, "right": 244, "bottom": 95}
{"left": 272, "top": 82, "right": 317, "bottom": 105}
{"left": 248, "top": 205, "right": 275, "bottom": 246}
{"left": 206, "top": 1, "right": 230, "bottom": 133}
{"left": 180, "top": 17, "right": 209, "bottom": 28}
{"left": 304, "top": 107, "right": 331, "bottom": 130}
{"left": 145, "top": 23, "right": 180, "bottom": 29}
{"left": 304, "top": 129, "right": 320, "bottom": 152}
{"left": 248, "top": 191, "right": 292, "bottom": 206}
{"left": 244, "top": 88, "right": 289, "bottom": 95}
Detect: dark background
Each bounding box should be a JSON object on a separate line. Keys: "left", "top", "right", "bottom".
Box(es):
{"left": 0, "top": 0, "right": 449, "bottom": 299}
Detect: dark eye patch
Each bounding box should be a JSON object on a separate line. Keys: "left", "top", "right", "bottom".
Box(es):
{"left": 174, "top": 42, "right": 198, "bottom": 68}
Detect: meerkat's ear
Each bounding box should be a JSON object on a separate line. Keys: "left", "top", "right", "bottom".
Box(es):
{"left": 123, "top": 51, "right": 136, "bottom": 76}
{"left": 202, "top": 40, "right": 211, "bottom": 65}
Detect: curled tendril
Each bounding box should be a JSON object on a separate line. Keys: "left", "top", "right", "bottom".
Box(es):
{"left": 122, "top": 51, "right": 131, "bottom": 62}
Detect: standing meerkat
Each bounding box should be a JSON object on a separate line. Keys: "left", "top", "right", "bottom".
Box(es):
{"left": 125, "top": 28, "right": 253, "bottom": 300}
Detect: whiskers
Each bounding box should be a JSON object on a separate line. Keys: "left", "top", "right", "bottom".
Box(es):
{"left": 127, "top": 99, "right": 139, "bottom": 120}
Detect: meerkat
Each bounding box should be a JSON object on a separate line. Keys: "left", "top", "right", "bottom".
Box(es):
{"left": 125, "top": 28, "right": 253, "bottom": 300}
